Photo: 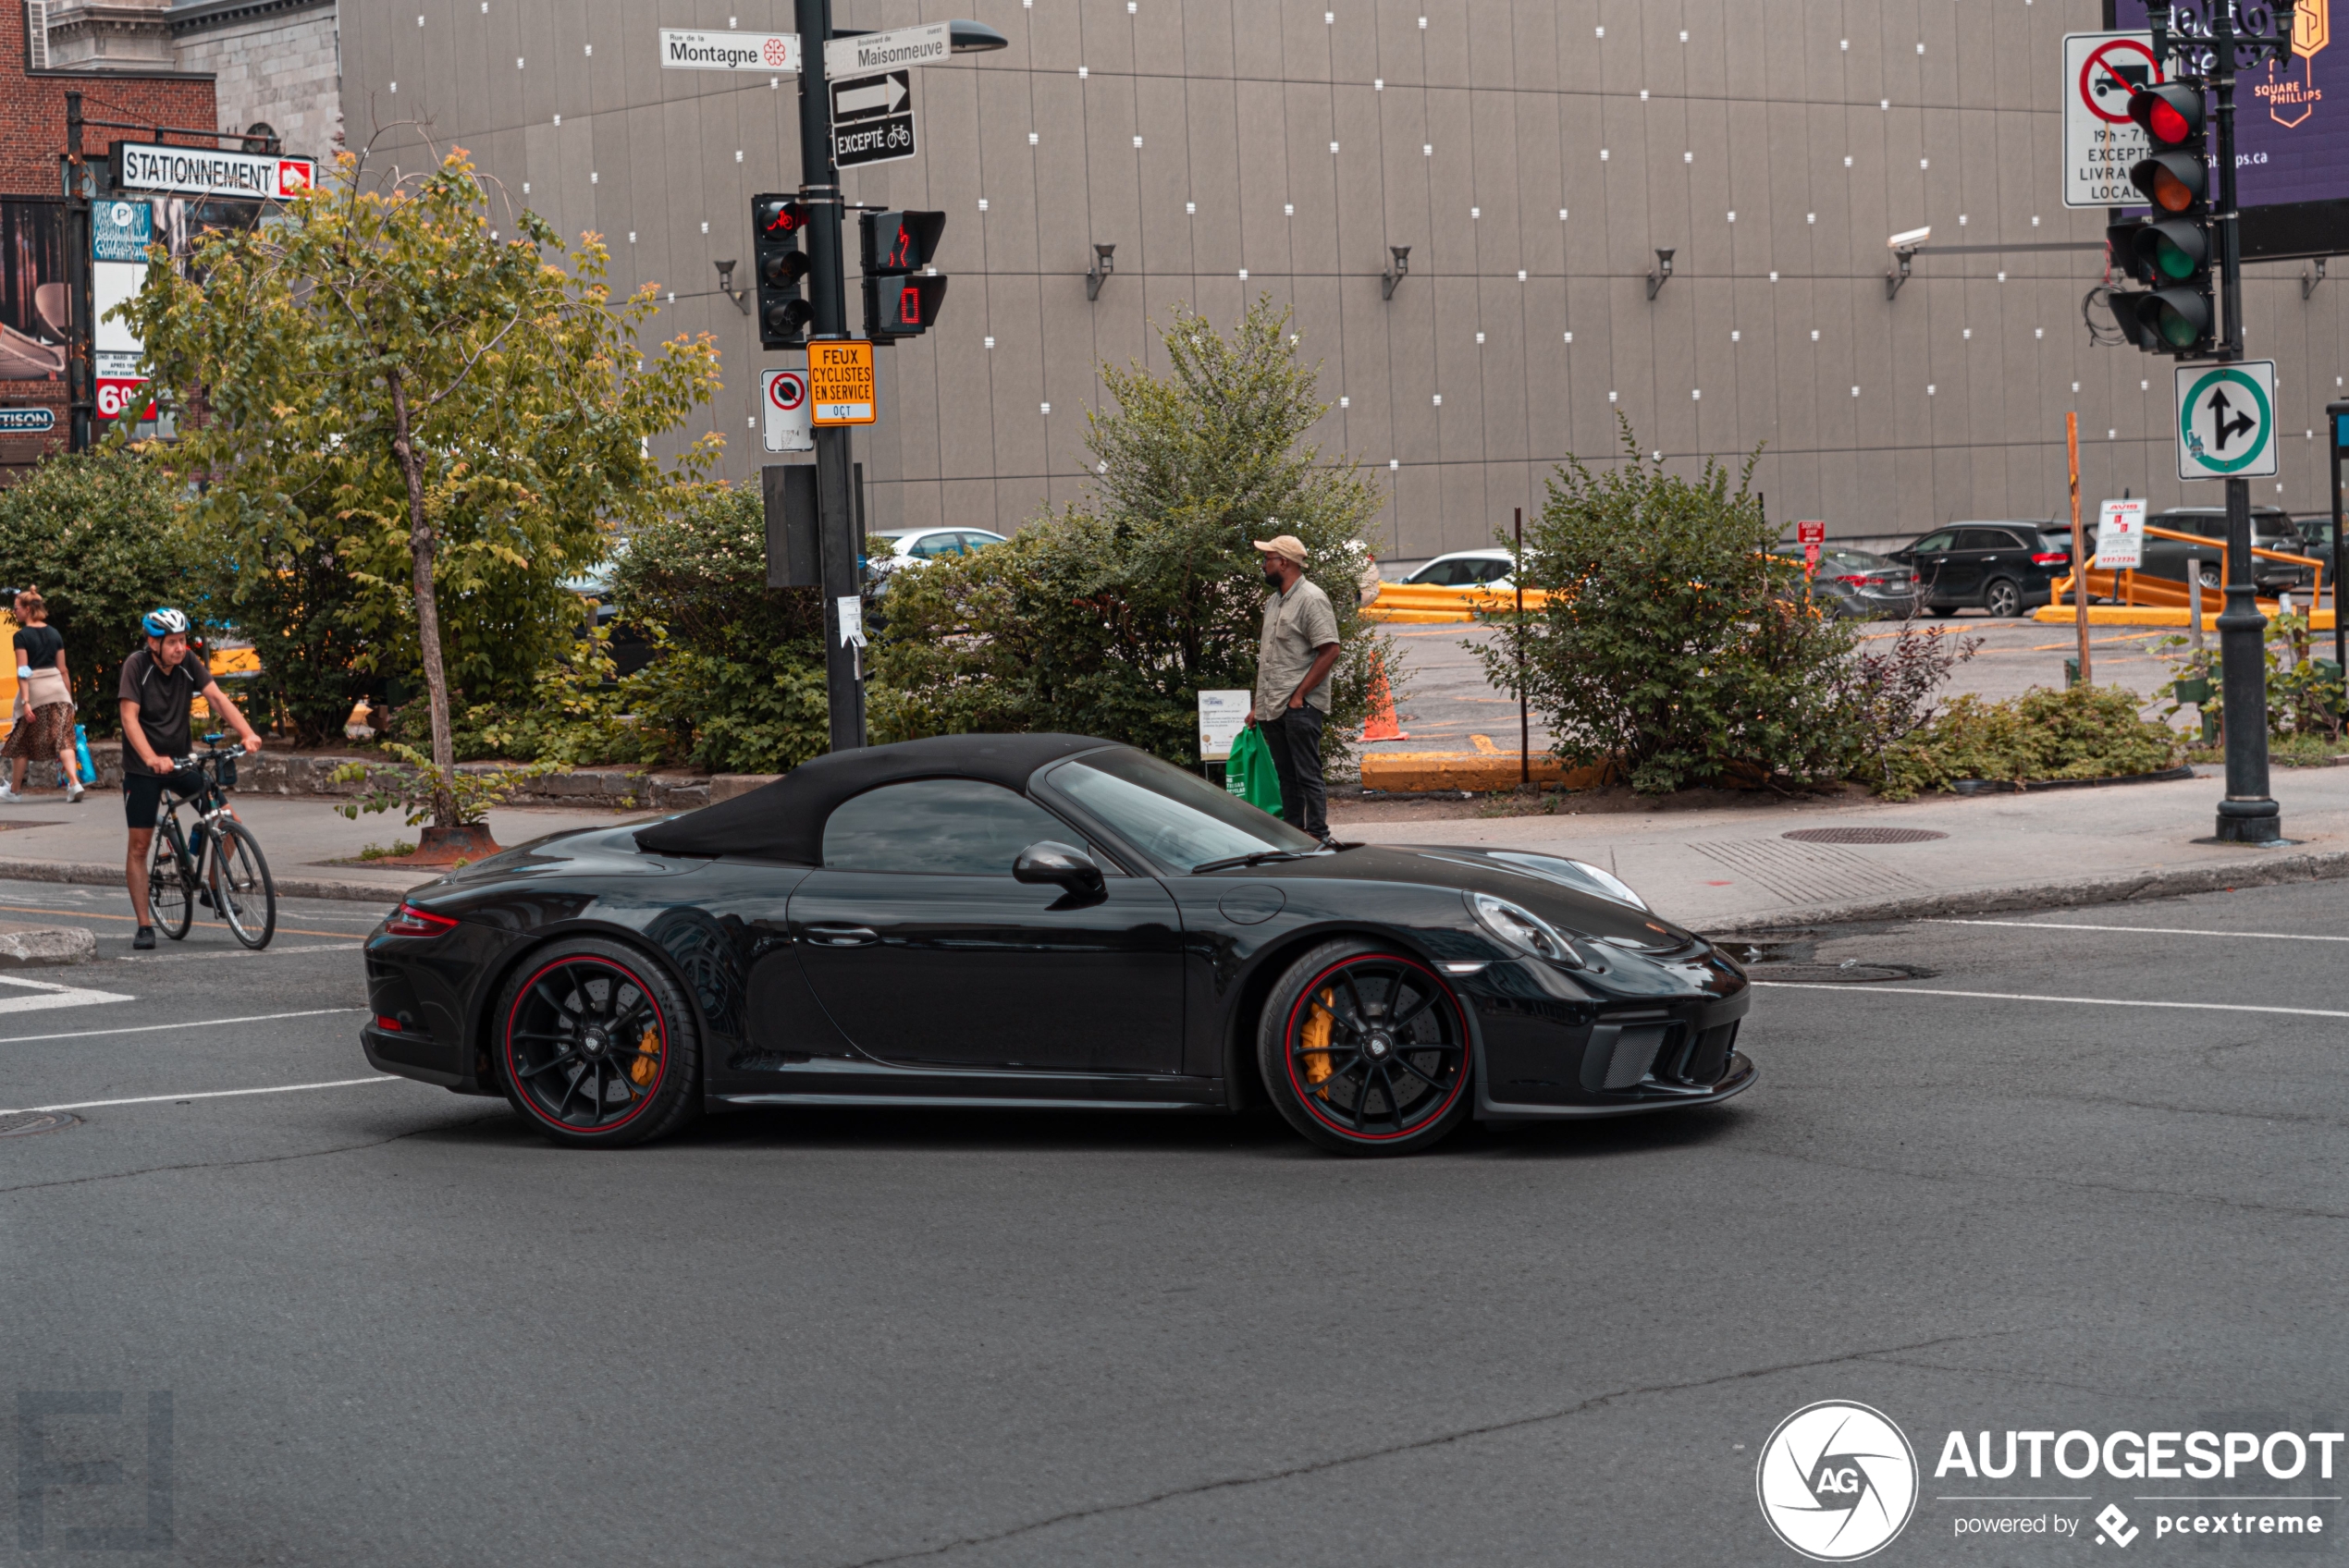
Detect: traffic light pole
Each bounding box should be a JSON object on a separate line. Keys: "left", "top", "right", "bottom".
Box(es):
{"left": 794, "top": 0, "right": 866, "bottom": 751}
{"left": 2206, "top": 5, "right": 2281, "bottom": 842}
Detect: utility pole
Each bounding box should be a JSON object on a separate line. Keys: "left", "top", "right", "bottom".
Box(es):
{"left": 793, "top": 0, "right": 864, "bottom": 751}
{"left": 2145, "top": 1, "right": 2292, "bottom": 843}
{"left": 63, "top": 92, "right": 92, "bottom": 455}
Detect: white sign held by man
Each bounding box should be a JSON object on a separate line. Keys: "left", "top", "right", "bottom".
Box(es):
{"left": 2096, "top": 498, "right": 2146, "bottom": 570}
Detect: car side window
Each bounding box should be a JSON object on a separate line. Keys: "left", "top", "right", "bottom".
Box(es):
{"left": 1912, "top": 532, "right": 1955, "bottom": 553}
{"left": 909, "top": 533, "right": 959, "bottom": 559}
{"left": 958, "top": 531, "right": 1006, "bottom": 551}
{"left": 822, "top": 779, "right": 1071, "bottom": 875}
{"left": 1471, "top": 558, "right": 1511, "bottom": 582}
{"left": 1955, "top": 529, "right": 2004, "bottom": 551}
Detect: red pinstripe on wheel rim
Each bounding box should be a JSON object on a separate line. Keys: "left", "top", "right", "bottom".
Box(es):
{"left": 503, "top": 954, "right": 671, "bottom": 1135}
{"left": 1281, "top": 952, "right": 1468, "bottom": 1142}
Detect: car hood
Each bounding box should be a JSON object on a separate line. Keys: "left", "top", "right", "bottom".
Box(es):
{"left": 1230, "top": 843, "right": 1704, "bottom": 953}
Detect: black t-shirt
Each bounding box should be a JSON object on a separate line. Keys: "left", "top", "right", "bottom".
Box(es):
{"left": 118, "top": 648, "right": 205, "bottom": 764}
{"left": 14, "top": 626, "right": 61, "bottom": 672}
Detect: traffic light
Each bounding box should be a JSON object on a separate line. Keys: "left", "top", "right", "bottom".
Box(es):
{"left": 753, "top": 193, "right": 812, "bottom": 350}
{"left": 2107, "top": 82, "right": 2212, "bottom": 356}
{"left": 859, "top": 210, "right": 949, "bottom": 342}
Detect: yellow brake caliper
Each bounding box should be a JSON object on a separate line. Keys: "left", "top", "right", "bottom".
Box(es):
{"left": 1302, "top": 988, "right": 1336, "bottom": 1094}
{"left": 630, "top": 1025, "right": 661, "bottom": 1086}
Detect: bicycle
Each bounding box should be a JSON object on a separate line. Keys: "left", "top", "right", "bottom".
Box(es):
{"left": 145, "top": 732, "right": 277, "bottom": 949}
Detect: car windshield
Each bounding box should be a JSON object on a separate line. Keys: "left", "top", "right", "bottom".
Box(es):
{"left": 1047, "top": 749, "right": 1320, "bottom": 870}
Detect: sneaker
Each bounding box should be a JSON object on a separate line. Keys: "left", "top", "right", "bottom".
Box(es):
{"left": 65, "top": 780, "right": 82, "bottom": 802}
{"left": 132, "top": 925, "right": 154, "bottom": 950}
{"left": 197, "top": 889, "right": 214, "bottom": 911}
{"left": 0, "top": 786, "right": 17, "bottom": 803}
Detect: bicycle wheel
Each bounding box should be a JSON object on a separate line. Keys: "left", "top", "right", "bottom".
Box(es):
{"left": 146, "top": 823, "right": 194, "bottom": 940}
{"left": 208, "top": 818, "right": 277, "bottom": 949}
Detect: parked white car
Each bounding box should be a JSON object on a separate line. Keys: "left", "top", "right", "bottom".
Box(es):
{"left": 869, "top": 527, "right": 1011, "bottom": 595}
{"left": 1398, "top": 548, "right": 1517, "bottom": 590}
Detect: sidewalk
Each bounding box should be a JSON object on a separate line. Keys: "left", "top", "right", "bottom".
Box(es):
{"left": 1330, "top": 764, "right": 2349, "bottom": 932}
{"left": 0, "top": 793, "right": 643, "bottom": 902}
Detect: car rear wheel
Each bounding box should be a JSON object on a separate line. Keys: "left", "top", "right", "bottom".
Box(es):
{"left": 2197, "top": 562, "right": 2223, "bottom": 590}
{"left": 495, "top": 937, "right": 700, "bottom": 1148}
{"left": 1984, "top": 578, "right": 2023, "bottom": 618}
{"left": 1257, "top": 938, "right": 1473, "bottom": 1156}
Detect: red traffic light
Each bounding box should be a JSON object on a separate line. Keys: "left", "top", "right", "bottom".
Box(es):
{"left": 861, "top": 210, "right": 947, "bottom": 275}
{"left": 2128, "top": 82, "right": 2204, "bottom": 148}
{"left": 878, "top": 275, "right": 949, "bottom": 334}
{"left": 756, "top": 196, "right": 808, "bottom": 238}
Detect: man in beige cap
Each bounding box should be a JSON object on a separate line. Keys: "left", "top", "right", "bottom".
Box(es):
{"left": 1248, "top": 529, "right": 1342, "bottom": 842}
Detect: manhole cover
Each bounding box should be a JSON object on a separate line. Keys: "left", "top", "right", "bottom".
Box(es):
{"left": 1747, "top": 962, "right": 1937, "bottom": 985}
{"left": 0, "top": 1110, "right": 79, "bottom": 1137}
{"left": 1781, "top": 827, "right": 1949, "bottom": 845}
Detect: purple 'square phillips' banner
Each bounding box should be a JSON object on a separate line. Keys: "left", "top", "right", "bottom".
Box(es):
{"left": 2116, "top": 0, "right": 2349, "bottom": 207}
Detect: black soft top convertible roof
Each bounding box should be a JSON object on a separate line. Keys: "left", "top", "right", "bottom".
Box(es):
{"left": 633, "top": 732, "right": 1113, "bottom": 863}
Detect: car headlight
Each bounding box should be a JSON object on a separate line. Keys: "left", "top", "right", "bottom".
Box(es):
{"left": 1468, "top": 891, "right": 1586, "bottom": 968}
{"left": 1565, "top": 859, "right": 1649, "bottom": 912}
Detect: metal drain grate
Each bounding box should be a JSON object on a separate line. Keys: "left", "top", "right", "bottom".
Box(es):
{"left": 1780, "top": 827, "right": 1949, "bottom": 845}
{"left": 1746, "top": 962, "right": 1937, "bottom": 985}
{"left": 0, "top": 1110, "right": 79, "bottom": 1137}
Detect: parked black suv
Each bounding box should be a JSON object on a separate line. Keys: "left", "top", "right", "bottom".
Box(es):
{"left": 2138, "top": 508, "right": 2316, "bottom": 596}
{"left": 1888, "top": 522, "right": 2074, "bottom": 618}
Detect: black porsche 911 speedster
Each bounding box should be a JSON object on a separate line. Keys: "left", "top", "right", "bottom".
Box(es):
{"left": 361, "top": 733, "right": 1754, "bottom": 1155}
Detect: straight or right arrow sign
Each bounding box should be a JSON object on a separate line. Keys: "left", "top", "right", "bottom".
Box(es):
{"left": 2175, "top": 360, "right": 2279, "bottom": 481}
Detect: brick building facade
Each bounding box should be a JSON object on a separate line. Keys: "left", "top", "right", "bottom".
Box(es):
{"left": 0, "top": 2, "right": 213, "bottom": 476}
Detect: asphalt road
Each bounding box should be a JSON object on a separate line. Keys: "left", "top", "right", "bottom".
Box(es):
{"left": 5, "top": 874, "right": 2346, "bottom": 1565}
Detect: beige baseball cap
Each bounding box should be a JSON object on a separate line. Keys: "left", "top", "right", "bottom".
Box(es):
{"left": 1252, "top": 533, "right": 1309, "bottom": 565}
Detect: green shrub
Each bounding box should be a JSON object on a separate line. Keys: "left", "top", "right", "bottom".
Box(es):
{"left": 872, "top": 297, "right": 1388, "bottom": 765}
{"left": 1492, "top": 427, "right": 1894, "bottom": 793}
{"left": 609, "top": 483, "right": 831, "bottom": 774}
{"left": 0, "top": 448, "right": 194, "bottom": 735}
{"left": 1870, "top": 684, "right": 2183, "bottom": 800}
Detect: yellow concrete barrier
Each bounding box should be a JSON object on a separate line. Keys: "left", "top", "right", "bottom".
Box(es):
{"left": 1361, "top": 749, "right": 1607, "bottom": 793}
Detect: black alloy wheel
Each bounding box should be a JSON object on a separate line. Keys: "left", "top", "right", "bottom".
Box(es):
{"left": 1258, "top": 938, "right": 1473, "bottom": 1156}
{"left": 495, "top": 937, "right": 700, "bottom": 1148}
{"left": 146, "top": 830, "right": 193, "bottom": 940}
{"left": 1984, "top": 578, "right": 2023, "bottom": 619}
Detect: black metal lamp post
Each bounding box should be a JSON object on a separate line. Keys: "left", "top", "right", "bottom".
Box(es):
{"left": 2147, "top": 2, "right": 2296, "bottom": 843}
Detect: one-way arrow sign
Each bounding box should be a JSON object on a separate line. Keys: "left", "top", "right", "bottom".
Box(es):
{"left": 834, "top": 75, "right": 908, "bottom": 117}
{"left": 831, "top": 69, "right": 916, "bottom": 168}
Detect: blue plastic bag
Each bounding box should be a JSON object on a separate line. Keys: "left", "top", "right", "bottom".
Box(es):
{"left": 72, "top": 723, "right": 92, "bottom": 783}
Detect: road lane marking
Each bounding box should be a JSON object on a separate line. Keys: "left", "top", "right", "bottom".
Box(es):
{"left": 1, "top": 1074, "right": 401, "bottom": 1116}
{"left": 0, "top": 902, "right": 377, "bottom": 939}
{"left": 113, "top": 942, "right": 361, "bottom": 963}
{"left": 0, "top": 1006, "right": 364, "bottom": 1046}
{"left": 0, "top": 976, "right": 133, "bottom": 1015}
{"left": 1929, "top": 917, "right": 2349, "bottom": 943}
{"left": 1752, "top": 982, "right": 2349, "bottom": 1019}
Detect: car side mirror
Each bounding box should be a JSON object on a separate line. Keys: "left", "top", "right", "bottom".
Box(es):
{"left": 1015, "top": 840, "right": 1105, "bottom": 902}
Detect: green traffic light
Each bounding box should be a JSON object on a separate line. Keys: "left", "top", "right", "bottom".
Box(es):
{"left": 2152, "top": 235, "right": 2196, "bottom": 279}
{"left": 2160, "top": 311, "right": 2200, "bottom": 349}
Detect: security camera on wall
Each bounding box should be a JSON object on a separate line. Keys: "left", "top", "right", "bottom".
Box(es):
{"left": 1888, "top": 227, "right": 1932, "bottom": 250}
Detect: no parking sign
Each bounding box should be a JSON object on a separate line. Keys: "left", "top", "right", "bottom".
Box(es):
{"left": 762, "top": 367, "right": 812, "bottom": 453}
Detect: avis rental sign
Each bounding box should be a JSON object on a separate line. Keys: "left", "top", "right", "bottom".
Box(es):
{"left": 112, "top": 143, "right": 314, "bottom": 202}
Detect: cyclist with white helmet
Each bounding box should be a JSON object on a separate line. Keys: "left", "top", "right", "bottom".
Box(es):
{"left": 120, "top": 608, "right": 262, "bottom": 950}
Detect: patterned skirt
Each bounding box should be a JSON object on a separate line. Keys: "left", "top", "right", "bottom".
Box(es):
{"left": 2, "top": 702, "right": 74, "bottom": 764}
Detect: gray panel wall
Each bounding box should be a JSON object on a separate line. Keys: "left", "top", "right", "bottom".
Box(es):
{"left": 342, "top": 1, "right": 2349, "bottom": 558}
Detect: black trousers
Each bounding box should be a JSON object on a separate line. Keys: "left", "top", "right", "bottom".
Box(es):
{"left": 1261, "top": 706, "right": 1328, "bottom": 839}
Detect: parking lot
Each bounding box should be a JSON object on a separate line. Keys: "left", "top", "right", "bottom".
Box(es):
{"left": 5, "top": 870, "right": 2344, "bottom": 1564}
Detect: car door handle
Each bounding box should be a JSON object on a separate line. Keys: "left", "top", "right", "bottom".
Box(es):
{"left": 805, "top": 925, "right": 879, "bottom": 947}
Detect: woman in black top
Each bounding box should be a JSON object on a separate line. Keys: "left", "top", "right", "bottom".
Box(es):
{"left": 1, "top": 588, "right": 83, "bottom": 802}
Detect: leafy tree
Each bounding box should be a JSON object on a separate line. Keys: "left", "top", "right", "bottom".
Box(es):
{"left": 124, "top": 141, "right": 721, "bottom": 819}
{"left": 0, "top": 448, "right": 193, "bottom": 734}
{"left": 609, "top": 483, "right": 831, "bottom": 773}
{"left": 874, "top": 298, "right": 1387, "bottom": 764}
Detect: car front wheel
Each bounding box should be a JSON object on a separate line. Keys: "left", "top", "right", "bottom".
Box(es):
{"left": 495, "top": 937, "right": 700, "bottom": 1148}
{"left": 1258, "top": 939, "right": 1474, "bottom": 1156}
{"left": 1984, "top": 578, "right": 2023, "bottom": 618}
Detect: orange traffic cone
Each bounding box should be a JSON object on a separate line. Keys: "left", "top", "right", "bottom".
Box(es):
{"left": 1363, "top": 651, "right": 1406, "bottom": 741}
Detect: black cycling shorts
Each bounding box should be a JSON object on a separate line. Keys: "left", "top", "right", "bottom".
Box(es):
{"left": 123, "top": 768, "right": 201, "bottom": 830}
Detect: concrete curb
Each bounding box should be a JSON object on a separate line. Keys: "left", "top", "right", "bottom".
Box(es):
{"left": 0, "top": 857, "right": 420, "bottom": 907}
{"left": 1703, "top": 848, "right": 2349, "bottom": 933}
{"left": 0, "top": 925, "right": 96, "bottom": 965}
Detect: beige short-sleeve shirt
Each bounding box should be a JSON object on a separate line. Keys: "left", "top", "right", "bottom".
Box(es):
{"left": 1255, "top": 575, "right": 1341, "bottom": 716}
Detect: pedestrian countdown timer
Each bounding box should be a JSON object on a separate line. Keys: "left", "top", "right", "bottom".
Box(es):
{"left": 2174, "top": 360, "right": 2277, "bottom": 481}
{"left": 809, "top": 341, "right": 877, "bottom": 425}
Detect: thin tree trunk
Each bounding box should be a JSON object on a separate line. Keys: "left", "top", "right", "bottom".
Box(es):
{"left": 387, "top": 363, "right": 457, "bottom": 827}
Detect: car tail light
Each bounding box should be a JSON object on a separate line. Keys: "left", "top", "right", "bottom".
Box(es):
{"left": 1831, "top": 574, "right": 1868, "bottom": 585}
{"left": 374, "top": 1014, "right": 404, "bottom": 1032}
{"left": 2032, "top": 551, "right": 2069, "bottom": 565}
{"left": 383, "top": 902, "right": 458, "bottom": 938}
